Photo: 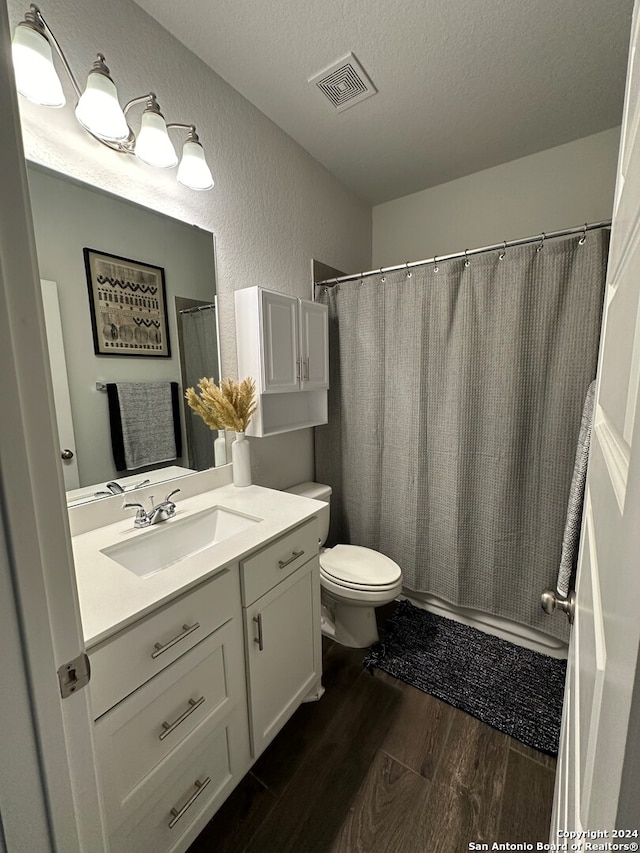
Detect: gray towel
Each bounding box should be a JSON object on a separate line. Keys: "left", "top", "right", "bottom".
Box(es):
{"left": 556, "top": 380, "right": 596, "bottom": 598}
{"left": 115, "top": 382, "right": 178, "bottom": 471}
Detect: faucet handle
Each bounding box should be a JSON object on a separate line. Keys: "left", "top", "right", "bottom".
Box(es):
{"left": 122, "top": 500, "right": 147, "bottom": 518}
{"left": 122, "top": 500, "right": 145, "bottom": 510}
{"left": 123, "top": 500, "right": 151, "bottom": 527}
{"left": 130, "top": 478, "right": 151, "bottom": 490}
{"left": 164, "top": 488, "right": 181, "bottom": 503}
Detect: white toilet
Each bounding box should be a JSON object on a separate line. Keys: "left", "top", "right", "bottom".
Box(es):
{"left": 286, "top": 482, "right": 403, "bottom": 648}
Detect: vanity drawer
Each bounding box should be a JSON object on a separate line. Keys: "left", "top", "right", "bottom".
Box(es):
{"left": 89, "top": 566, "right": 239, "bottom": 718}
{"left": 109, "top": 716, "right": 244, "bottom": 853}
{"left": 240, "top": 518, "right": 319, "bottom": 605}
{"left": 95, "top": 618, "right": 245, "bottom": 830}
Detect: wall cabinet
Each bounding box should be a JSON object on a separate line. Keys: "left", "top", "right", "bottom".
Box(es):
{"left": 235, "top": 286, "right": 329, "bottom": 436}
{"left": 87, "top": 513, "right": 322, "bottom": 853}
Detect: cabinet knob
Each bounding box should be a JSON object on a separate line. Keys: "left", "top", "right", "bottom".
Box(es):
{"left": 61, "top": 448, "right": 74, "bottom": 460}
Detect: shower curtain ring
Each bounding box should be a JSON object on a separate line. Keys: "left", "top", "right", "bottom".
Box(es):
{"left": 433, "top": 256, "right": 439, "bottom": 273}
{"left": 499, "top": 241, "right": 507, "bottom": 260}
{"left": 405, "top": 262, "right": 412, "bottom": 278}
{"left": 380, "top": 267, "right": 386, "bottom": 283}
{"left": 536, "top": 232, "right": 546, "bottom": 253}
{"left": 464, "top": 250, "right": 470, "bottom": 268}
{"left": 360, "top": 272, "right": 364, "bottom": 286}
{"left": 579, "top": 224, "right": 587, "bottom": 245}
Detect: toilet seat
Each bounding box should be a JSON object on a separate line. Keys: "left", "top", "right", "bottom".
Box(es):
{"left": 320, "top": 544, "right": 402, "bottom": 593}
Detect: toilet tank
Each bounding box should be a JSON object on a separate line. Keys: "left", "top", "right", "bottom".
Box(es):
{"left": 285, "top": 482, "right": 332, "bottom": 546}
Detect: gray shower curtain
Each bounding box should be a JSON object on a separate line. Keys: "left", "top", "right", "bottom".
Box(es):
{"left": 181, "top": 306, "right": 219, "bottom": 470}
{"left": 315, "top": 231, "right": 608, "bottom": 640}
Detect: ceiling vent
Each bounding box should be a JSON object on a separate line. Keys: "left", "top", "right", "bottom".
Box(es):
{"left": 309, "top": 53, "right": 377, "bottom": 112}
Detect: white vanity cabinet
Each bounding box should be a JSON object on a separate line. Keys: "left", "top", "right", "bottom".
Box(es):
{"left": 235, "top": 286, "right": 329, "bottom": 436}
{"left": 88, "top": 565, "right": 251, "bottom": 853}
{"left": 75, "top": 483, "right": 324, "bottom": 853}
{"left": 240, "top": 518, "right": 322, "bottom": 758}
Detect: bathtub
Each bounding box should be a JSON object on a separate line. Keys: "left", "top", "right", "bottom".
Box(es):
{"left": 401, "top": 591, "right": 568, "bottom": 660}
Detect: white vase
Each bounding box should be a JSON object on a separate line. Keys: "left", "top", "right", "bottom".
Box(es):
{"left": 232, "top": 432, "right": 251, "bottom": 487}
{"left": 214, "top": 430, "right": 227, "bottom": 467}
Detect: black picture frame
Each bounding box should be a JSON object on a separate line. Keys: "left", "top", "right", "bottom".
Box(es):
{"left": 83, "top": 248, "right": 171, "bottom": 357}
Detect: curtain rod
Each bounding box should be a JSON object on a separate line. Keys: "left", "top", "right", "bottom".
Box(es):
{"left": 178, "top": 303, "right": 216, "bottom": 315}
{"left": 315, "top": 220, "right": 612, "bottom": 286}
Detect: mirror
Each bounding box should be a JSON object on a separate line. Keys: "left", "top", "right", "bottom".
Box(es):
{"left": 27, "top": 162, "right": 223, "bottom": 505}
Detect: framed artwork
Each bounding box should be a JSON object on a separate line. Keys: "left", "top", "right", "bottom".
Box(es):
{"left": 83, "top": 248, "right": 171, "bottom": 357}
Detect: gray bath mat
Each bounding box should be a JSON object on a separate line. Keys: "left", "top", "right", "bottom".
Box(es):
{"left": 363, "top": 599, "right": 566, "bottom": 755}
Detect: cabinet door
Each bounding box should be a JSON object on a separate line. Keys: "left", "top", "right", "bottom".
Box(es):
{"left": 299, "top": 300, "right": 329, "bottom": 390}
{"left": 260, "top": 290, "right": 299, "bottom": 392}
{"left": 244, "top": 559, "right": 321, "bottom": 757}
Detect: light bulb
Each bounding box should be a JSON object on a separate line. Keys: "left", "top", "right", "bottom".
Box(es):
{"left": 177, "top": 138, "right": 214, "bottom": 191}
{"left": 75, "top": 55, "right": 128, "bottom": 142}
{"left": 135, "top": 109, "right": 178, "bottom": 168}
{"left": 12, "top": 21, "right": 65, "bottom": 107}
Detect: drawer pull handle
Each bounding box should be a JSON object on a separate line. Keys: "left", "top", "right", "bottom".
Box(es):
{"left": 253, "top": 613, "right": 264, "bottom": 651}
{"left": 278, "top": 549, "right": 304, "bottom": 569}
{"left": 168, "top": 776, "right": 211, "bottom": 829}
{"left": 151, "top": 622, "right": 200, "bottom": 659}
{"left": 159, "top": 696, "right": 205, "bottom": 741}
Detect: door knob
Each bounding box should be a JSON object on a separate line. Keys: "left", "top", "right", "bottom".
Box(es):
{"left": 541, "top": 589, "right": 575, "bottom": 624}
{"left": 61, "top": 449, "right": 74, "bottom": 460}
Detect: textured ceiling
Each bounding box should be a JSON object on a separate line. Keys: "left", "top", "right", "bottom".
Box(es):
{"left": 133, "top": 0, "right": 633, "bottom": 204}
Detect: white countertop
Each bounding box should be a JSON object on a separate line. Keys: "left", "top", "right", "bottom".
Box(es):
{"left": 72, "top": 484, "right": 323, "bottom": 649}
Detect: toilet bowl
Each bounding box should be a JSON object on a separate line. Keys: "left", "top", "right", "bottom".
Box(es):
{"left": 285, "top": 482, "right": 403, "bottom": 648}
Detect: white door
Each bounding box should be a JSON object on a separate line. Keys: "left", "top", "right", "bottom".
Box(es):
{"left": 260, "top": 290, "right": 300, "bottom": 392}
{"left": 552, "top": 1, "right": 640, "bottom": 832}
{"left": 0, "top": 8, "right": 106, "bottom": 851}
{"left": 40, "top": 279, "right": 80, "bottom": 489}
{"left": 299, "top": 299, "right": 329, "bottom": 390}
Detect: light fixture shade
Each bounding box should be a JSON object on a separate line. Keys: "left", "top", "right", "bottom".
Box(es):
{"left": 75, "top": 68, "right": 128, "bottom": 142}
{"left": 177, "top": 139, "right": 214, "bottom": 190}
{"left": 135, "top": 110, "right": 178, "bottom": 168}
{"left": 12, "top": 23, "right": 65, "bottom": 107}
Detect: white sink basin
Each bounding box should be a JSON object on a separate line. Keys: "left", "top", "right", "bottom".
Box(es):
{"left": 101, "top": 506, "right": 262, "bottom": 577}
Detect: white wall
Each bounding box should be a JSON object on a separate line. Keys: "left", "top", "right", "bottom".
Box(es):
{"left": 373, "top": 128, "right": 620, "bottom": 267}
{"left": 6, "top": 0, "right": 371, "bottom": 489}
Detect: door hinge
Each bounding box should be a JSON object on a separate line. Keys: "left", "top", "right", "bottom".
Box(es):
{"left": 57, "top": 653, "right": 91, "bottom": 698}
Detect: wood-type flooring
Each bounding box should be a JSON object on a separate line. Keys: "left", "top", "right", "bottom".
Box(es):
{"left": 188, "top": 631, "right": 557, "bottom": 853}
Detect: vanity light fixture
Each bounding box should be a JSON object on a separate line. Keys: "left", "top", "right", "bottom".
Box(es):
{"left": 134, "top": 95, "right": 178, "bottom": 169}
{"left": 11, "top": 4, "right": 214, "bottom": 191}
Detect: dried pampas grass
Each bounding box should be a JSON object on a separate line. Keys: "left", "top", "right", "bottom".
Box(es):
{"left": 185, "top": 376, "right": 257, "bottom": 433}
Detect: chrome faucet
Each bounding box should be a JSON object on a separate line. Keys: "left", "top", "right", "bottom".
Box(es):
{"left": 95, "top": 478, "right": 151, "bottom": 498}
{"left": 123, "top": 489, "right": 181, "bottom": 528}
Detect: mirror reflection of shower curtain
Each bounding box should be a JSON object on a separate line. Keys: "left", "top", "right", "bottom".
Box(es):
{"left": 181, "top": 306, "right": 220, "bottom": 470}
